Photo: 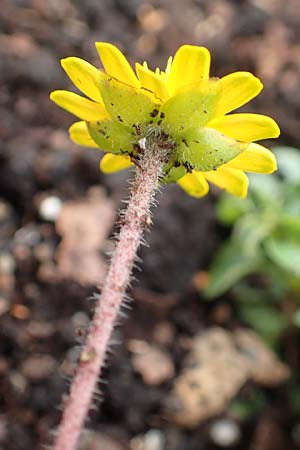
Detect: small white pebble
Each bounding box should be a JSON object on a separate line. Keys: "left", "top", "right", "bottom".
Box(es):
{"left": 209, "top": 419, "right": 241, "bottom": 447}
{"left": 131, "top": 430, "right": 165, "bottom": 450}
{"left": 143, "top": 429, "right": 165, "bottom": 450}
{"left": 138, "top": 137, "right": 147, "bottom": 150}
{"left": 0, "top": 252, "right": 15, "bottom": 273}
{"left": 39, "top": 196, "right": 62, "bottom": 221}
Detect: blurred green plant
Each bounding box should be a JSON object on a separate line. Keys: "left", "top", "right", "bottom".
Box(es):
{"left": 205, "top": 146, "right": 300, "bottom": 345}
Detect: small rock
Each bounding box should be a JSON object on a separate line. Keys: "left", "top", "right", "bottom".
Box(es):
{"left": 9, "top": 371, "right": 28, "bottom": 396}
{"left": 27, "top": 321, "right": 55, "bottom": 339}
{"left": 0, "top": 252, "right": 15, "bottom": 274}
{"left": 78, "top": 429, "right": 125, "bottom": 450}
{"left": 14, "top": 224, "right": 41, "bottom": 247}
{"left": 209, "top": 419, "right": 241, "bottom": 447}
{"left": 39, "top": 196, "right": 63, "bottom": 222}
{"left": 21, "top": 355, "right": 56, "bottom": 381}
{"left": 129, "top": 340, "right": 174, "bottom": 385}
{"left": 0, "top": 297, "right": 10, "bottom": 317}
{"left": 10, "top": 304, "right": 30, "bottom": 320}
{"left": 131, "top": 429, "right": 165, "bottom": 450}
{"left": 153, "top": 322, "right": 175, "bottom": 346}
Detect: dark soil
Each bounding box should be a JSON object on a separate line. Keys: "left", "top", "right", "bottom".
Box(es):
{"left": 1, "top": 1, "right": 300, "bottom": 449}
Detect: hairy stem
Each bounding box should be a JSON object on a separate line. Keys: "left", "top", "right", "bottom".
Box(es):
{"left": 53, "top": 141, "right": 168, "bottom": 450}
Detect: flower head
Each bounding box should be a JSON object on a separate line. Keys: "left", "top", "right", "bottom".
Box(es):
{"left": 50, "top": 43, "right": 280, "bottom": 198}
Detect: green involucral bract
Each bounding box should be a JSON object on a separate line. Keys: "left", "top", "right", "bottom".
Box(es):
{"left": 175, "top": 127, "right": 248, "bottom": 171}
{"left": 159, "top": 79, "right": 221, "bottom": 134}
{"left": 99, "top": 74, "right": 156, "bottom": 126}
{"left": 88, "top": 119, "right": 134, "bottom": 154}
{"left": 162, "top": 165, "right": 187, "bottom": 184}
{"left": 88, "top": 77, "right": 247, "bottom": 172}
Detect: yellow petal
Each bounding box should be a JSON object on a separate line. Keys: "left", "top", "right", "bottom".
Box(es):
{"left": 69, "top": 121, "right": 98, "bottom": 148}
{"left": 50, "top": 90, "right": 108, "bottom": 121}
{"left": 135, "top": 62, "right": 169, "bottom": 103}
{"left": 227, "top": 143, "right": 277, "bottom": 173}
{"left": 177, "top": 172, "right": 209, "bottom": 198}
{"left": 217, "top": 72, "right": 263, "bottom": 116}
{"left": 95, "top": 42, "right": 139, "bottom": 88}
{"left": 205, "top": 166, "right": 249, "bottom": 198}
{"left": 208, "top": 113, "right": 280, "bottom": 142}
{"left": 100, "top": 153, "right": 133, "bottom": 173}
{"left": 167, "top": 45, "right": 211, "bottom": 95}
{"left": 61, "top": 57, "right": 103, "bottom": 102}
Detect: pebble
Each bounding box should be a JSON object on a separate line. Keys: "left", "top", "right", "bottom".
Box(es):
{"left": 14, "top": 224, "right": 41, "bottom": 247}
{"left": 39, "top": 196, "right": 63, "bottom": 222}
{"left": 129, "top": 340, "right": 174, "bottom": 385}
{"left": 0, "top": 252, "right": 15, "bottom": 274}
{"left": 131, "top": 429, "right": 165, "bottom": 450}
{"left": 9, "top": 371, "right": 28, "bottom": 396}
{"left": 209, "top": 418, "right": 241, "bottom": 447}
{"left": 78, "top": 429, "right": 125, "bottom": 450}
{"left": 0, "top": 297, "right": 10, "bottom": 317}
{"left": 10, "top": 304, "right": 30, "bottom": 320}
{"left": 21, "top": 355, "right": 56, "bottom": 381}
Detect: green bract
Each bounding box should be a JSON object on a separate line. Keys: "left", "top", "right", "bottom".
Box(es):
{"left": 175, "top": 127, "right": 248, "bottom": 171}
{"left": 88, "top": 119, "right": 134, "bottom": 154}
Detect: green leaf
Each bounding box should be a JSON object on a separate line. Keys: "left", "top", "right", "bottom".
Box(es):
{"left": 234, "top": 213, "right": 276, "bottom": 256}
{"left": 216, "top": 193, "right": 252, "bottom": 225}
{"left": 293, "top": 309, "right": 300, "bottom": 328}
{"left": 204, "top": 242, "right": 259, "bottom": 298}
{"left": 273, "top": 146, "right": 300, "bottom": 182}
{"left": 264, "top": 237, "right": 300, "bottom": 277}
{"left": 238, "top": 303, "right": 288, "bottom": 346}
{"left": 248, "top": 173, "right": 282, "bottom": 205}
{"left": 277, "top": 184, "right": 300, "bottom": 236}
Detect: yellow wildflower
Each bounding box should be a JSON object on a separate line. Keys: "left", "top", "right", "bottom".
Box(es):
{"left": 50, "top": 43, "right": 280, "bottom": 198}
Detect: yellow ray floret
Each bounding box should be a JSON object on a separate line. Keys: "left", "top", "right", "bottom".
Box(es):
{"left": 61, "top": 57, "right": 104, "bottom": 103}
{"left": 227, "top": 143, "right": 277, "bottom": 173}
{"left": 69, "top": 121, "right": 98, "bottom": 148}
{"left": 95, "top": 42, "right": 139, "bottom": 88}
{"left": 167, "top": 45, "right": 211, "bottom": 95}
{"left": 204, "top": 166, "right": 249, "bottom": 198}
{"left": 217, "top": 72, "right": 263, "bottom": 116}
{"left": 177, "top": 172, "right": 209, "bottom": 198}
{"left": 100, "top": 153, "right": 132, "bottom": 173}
{"left": 50, "top": 90, "right": 108, "bottom": 121}
{"left": 209, "top": 113, "right": 280, "bottom": 142}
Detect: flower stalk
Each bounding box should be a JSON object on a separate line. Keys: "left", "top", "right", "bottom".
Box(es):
{"left": 53, "top": 139, "right": 170, "bottom": 450}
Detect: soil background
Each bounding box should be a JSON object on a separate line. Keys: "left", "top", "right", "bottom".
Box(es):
{"left": 1, "top": 1, "right": 300, "bottom": 449}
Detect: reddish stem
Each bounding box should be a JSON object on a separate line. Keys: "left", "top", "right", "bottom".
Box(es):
{"left": 53, "top": 142, "right": 167, "bottom": 450}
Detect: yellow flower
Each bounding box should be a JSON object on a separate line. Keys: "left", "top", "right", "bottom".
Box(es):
{"left": 50, "top": 43, "right": 280, "bottom": 198}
